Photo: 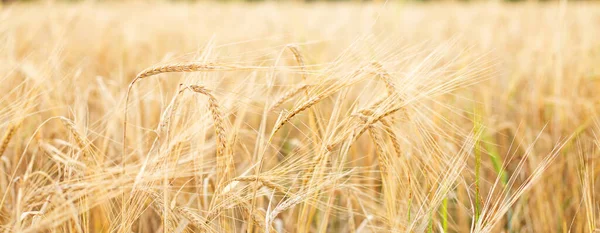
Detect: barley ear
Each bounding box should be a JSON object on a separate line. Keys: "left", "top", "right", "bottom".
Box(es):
{"left": 286, "top": 45, "right": 307, "bottom": 82}
{"left": 184, "top": 85, "right": 233, "bottom": 186}
{"left": 58, "top": 117, "right": 87, "bottom": 153}
{"left": 0, "top": 122, "right": 20, "bottom": 158}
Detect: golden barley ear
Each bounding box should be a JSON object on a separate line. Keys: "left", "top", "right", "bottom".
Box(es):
{"left": 326, "top": 106, "right": 402, "bottom": 153}
{"left": 271, "top": 95, "right": 323, "bottom": 137}
{"left": 149, "top": 191, "right": 215, "bottom": 233}
{"left": 369, "top": 61, "right": 397, "bottom": 94}
{"left": 286, "top": 44, "right": 308, "bottom": 83}
{"left": 58, "top": 117, "right": 87, "bottom": 152}
{"left": 358, "top": 109, "right": 402, "bottom": 157}
{"left": 367, "top": 61, "right": 403, "bottom": 126}
{"left": 0, "top": 122, "right": 20, "bottom": 159}
{"left": 179, "top": 84, "right": 240, "bottom": 231}
{"left": 356, "top": 116, "right": 397, "bottom": 228}
{"left": 233, "top": 194, "right": 277, "bottom": 233}
{"left": 182, "top": 85, "right": 233, "bottom": 187}
{"left": 232, "top": 175, "right": 292, "bottom": 196}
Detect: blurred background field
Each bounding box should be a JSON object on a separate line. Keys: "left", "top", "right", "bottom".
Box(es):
{"left": 1, "top": 1, "right": 599, "bottom": 233}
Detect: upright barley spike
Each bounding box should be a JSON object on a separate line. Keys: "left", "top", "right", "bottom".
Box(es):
{"left": 0, "top": 122, "right": 20, "bottom": 158}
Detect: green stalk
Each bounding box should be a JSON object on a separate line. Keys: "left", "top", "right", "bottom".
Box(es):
{"left": 428, "top": 211, "right": 433, "bottom": 233}
{"left": 473, "top": 108, "right": 482, "bottom": 225}
{"left": 482, "top": 135, "right": 508, "bottom": 186}
{"left": 441, "top": 197, "right": 448, "bottom": 232}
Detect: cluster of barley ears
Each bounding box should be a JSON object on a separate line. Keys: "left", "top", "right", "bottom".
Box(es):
{"left": 1, "top": 2, "right": 599, "bottom": 233}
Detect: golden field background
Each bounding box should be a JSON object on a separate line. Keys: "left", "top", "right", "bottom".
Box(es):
{"left": 0, "top": 2, "right": 599, "bottom": 232}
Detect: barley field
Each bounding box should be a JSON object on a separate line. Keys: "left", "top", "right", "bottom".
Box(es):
{"left": 0, "top": 1, "right": 599, "bottom": 232}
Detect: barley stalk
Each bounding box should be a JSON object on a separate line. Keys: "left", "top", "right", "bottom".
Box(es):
{"left": 364, "top": 125, "right": 391, "bottom": 176}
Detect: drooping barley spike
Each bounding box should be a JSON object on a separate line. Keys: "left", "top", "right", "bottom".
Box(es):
{"left": 286, "top": 45, "right": 307, "bottom": 83}
{"left": 363, "top": 123, "right": 390, "bottom": 174}
{"left": 358, "top": 109, "right": 402, "bottom": 157}
{"left": 369, "top": 61, "right": 397, "bottom": 95}
{"left": 58, "top": 117, "right": 87, "bottom": 154}
{"left": 369, "top": 61, "right": 403, "bottom": 128}
{"left": 232, "top": 175, "right": 292, "bottom": 197}
{"left": 149, "top": 191, "right": 215, "bottom": 232}
{"left": 183, "top": 85, "right": 233, "bottom": 186}
{"left": 380, "top": 119, "right": 402, "bottom": 157}
{"left": 359, "top": 117, "right": 396, "bottom": 228}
